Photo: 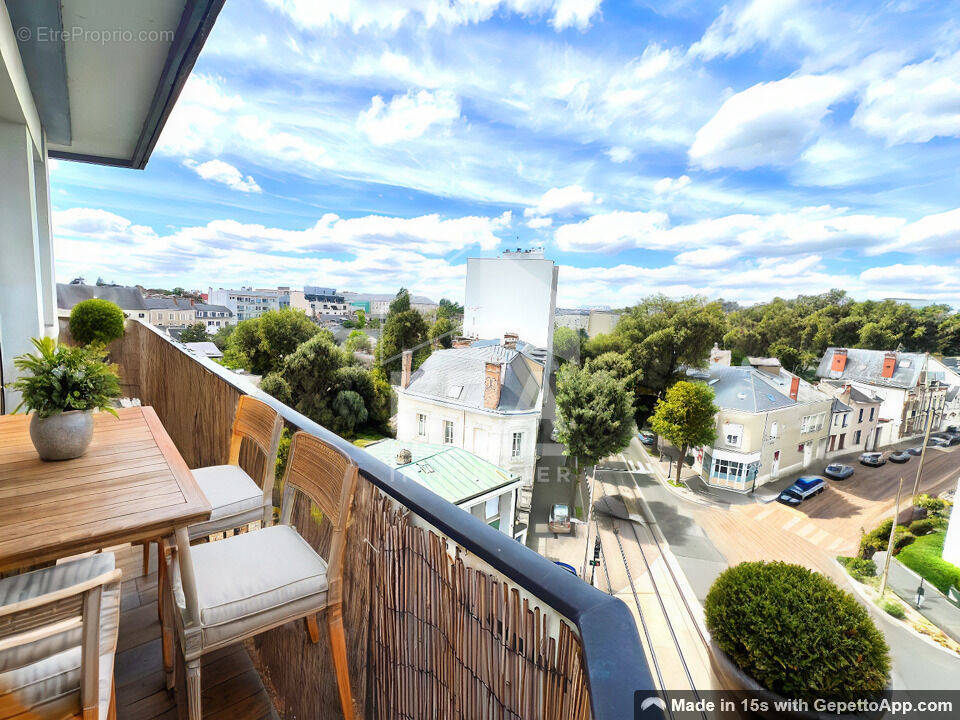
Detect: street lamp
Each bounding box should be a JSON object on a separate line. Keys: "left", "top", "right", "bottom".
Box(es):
{"left": 915, "top": 578, "right": 925, "bottom": 609}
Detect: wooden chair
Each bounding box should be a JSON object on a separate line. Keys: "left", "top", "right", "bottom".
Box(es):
{"left": 0, "top": 554, "right": 122, "bottom": 720}
{"left": 142, "top": 395, "right": 284, "bottom": 574}
{"left": 161, "top": 431, "right": 359, "bottom": 720}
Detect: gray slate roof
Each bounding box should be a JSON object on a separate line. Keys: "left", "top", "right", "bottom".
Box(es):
{"left": 819, "top": 379, "right": 882, "bottom": 404}
{"left": 343, "top": 291, "right": 436, "bottom": 306}
{"left": 706, "top": 366, "right": 795, "bottom": 413}
{"left": 831, "top": 398, "right": 852, "bottom": 414}
{"left": 404, "top": 344, "right": 542, "bottom": 413}
{"left": 816, "top": 347, "right": 926, "bottom": 389}
{"left": 57, "top": 283, "right": 148, "bottom": 310}
{"left": 194, "top": 303, "right": 232, "bottom": 314}
{"left": 143, "top": 296, "right": 194, "bottom": 310}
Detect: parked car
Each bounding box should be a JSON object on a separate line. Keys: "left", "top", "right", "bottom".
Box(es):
{"left": 638, "top": 430, "right": 657, "bottom": 446}
{"left": 938, "top": 431, "right": 960, "bottom": 445}
{"left": 889, "top": 450, "right": 912, "bottom": 464}
{"left": 907, "top": 447, "right": 923, "bottom": 456}
{"left": 548, "top": 504, "right": 572, "bottom": 534}
{"left": 927, "top": 436, "right": 950, "bottom": 448}
{"left": 859, "top": 452, "right": 886, "bottom": 467}
{"left": 777, "top": 476, "right": 826, "bottom": 506}
{"left": 824, "top": 463, "right": 854, "bottom": 480}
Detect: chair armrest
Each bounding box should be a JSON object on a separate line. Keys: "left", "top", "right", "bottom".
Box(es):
{"left": 173, "top": 528, "right": 201, "bottom": 627}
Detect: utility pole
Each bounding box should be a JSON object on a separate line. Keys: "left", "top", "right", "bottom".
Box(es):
{"left": 580, "top": 465, "right": 597, "bottom": 578}
{"left": 910, "top": 357, "right": 937, "bottom": 514}
{"left": 879, "top": 477, "right": 904, "bottom": 597}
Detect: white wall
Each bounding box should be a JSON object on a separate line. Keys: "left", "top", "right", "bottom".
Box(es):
{"left": 464, "top": 254, "right": 558, "bottom": 352}
{"left": 943, "top": 479, "right": 960, "bottom": 567}
{"left": 396, "top": 392, "right": 539, "bottom": 486}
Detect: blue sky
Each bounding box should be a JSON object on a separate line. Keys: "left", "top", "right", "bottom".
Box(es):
{"left": 50, "top": 0, "right": 960, "bottom": 308}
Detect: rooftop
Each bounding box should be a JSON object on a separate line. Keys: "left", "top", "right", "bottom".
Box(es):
{"left": 364, "top": 438, "right": 520, "bottom": 506}
{"left": 705, "top": 365, "right": 797, "bottom": 413}
{"left": 816, "top": 347, "right": 928, "bottom": 389}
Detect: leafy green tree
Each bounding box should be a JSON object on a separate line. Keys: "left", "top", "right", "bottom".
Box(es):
{"left": 555, "top": 363, "right": 635, "bottom": 503}
{"left": 345, "top": 330, "right": 372, "bottom": 354}
{"left": 228, "top": 309, "right": 318, "bottom": 375}
{"left": 768, "top": 340, "right": 804, "bottom": 374}
{"left": 857, "top": 322, "right": 898, "bottom": 350}
{"left": 171, "top": 287, "right": 186, "bottom": 296}
{"left": 377, "top": 289, "right": 431, "bottom": 375}
{"left": 179, "top": 323, "right": 209, "bottom": 343}
{"left": 429, "top": 316, "right": 454, "bottom": 349}
{"left": 552, "top": 326, "right": 581, "bottom": 364}
{"left": 211, "top": 325, "right": 236, "bottom": 351}
{"left": 649, "top": 381, "right": 718, "bottom": 482}
{"left": 938, "top": 315, "right": 960, "bottom": 355}
{"left": 355, "top": 309, "right": 367, "bottom": 328}
{"left": 69, "top": 299, "right": 125, "bottom": 346}
{"left": 437, "top": 298, "right": 464, "bottom": 318}
{"left": 585, "top": 351, "right": 635, "bottom": 384}
{"left": 333, "top": 390, "right": 368, "bottom": 436}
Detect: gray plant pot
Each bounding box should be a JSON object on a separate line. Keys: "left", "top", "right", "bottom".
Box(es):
{"left": 29, "top": 410, "right": 94, "bottom": 461}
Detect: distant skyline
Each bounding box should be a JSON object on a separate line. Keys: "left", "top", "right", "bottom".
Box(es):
{"left": 51, "top": 0, "right": 960, "bottom": 309}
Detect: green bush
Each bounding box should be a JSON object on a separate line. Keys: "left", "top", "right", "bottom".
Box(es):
{"left": 893, "top": 528, "right": 916, "bottom": 555}
{"left": 704, "top": 561, "right": 890, "bottom": 700}
{"left": 859, "top": 519, "right": 894, "bottom": 559}
{"left": 10, "top": 337, "right": 120, "bottom": 417}
{"left": 878, "top": 598, "right": 905, "bottom": 619}
{"left": 915, "top": 494, "right": 951, "bottom": 519}
{"left": 909, "top": 519, "right": 935, "bottom": 536}
{"left": 69, "top": 299, "right": 125, "bottom": 346}
{"left": 847, "top": 557, "right": 877, "bottom": 579}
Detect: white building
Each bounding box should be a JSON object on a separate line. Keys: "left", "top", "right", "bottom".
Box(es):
{"left": 341, "top": 291, "right": 437, "bottom": 318}
{"left": 943, "top": 481, "right": 960, "bottom": 567}
{"left": 817, "top": 380, "right": 883, "bottom": 455}
{"left": 463, "top": 249, "right": 558, "bottom": 357}
{"left": 816, "top": 348, "right": 947, "bottom": 447}
{"left": 395, "top": 339, "right": 544, "bottom": 490}
{"left": 194, "top": 303, "right": 234, "bottom": 329}
{"left": 554, "top": 308, "right": 589, "bottom": 333}
{"left": 304, "top": 287, "right": 349, "bottom": 318}
{"left": 928, "top": 356, "right": 960, "bottom": 431}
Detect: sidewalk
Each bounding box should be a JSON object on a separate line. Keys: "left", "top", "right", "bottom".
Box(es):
{"left": 636, "top": 441, "right": 757, "bottom": 507}
{"left": 887, "top": 557, "right": 960, "bottom": 644}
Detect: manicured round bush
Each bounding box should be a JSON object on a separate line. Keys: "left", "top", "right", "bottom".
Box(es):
{"left": 848, "top": 557, "right": 877, "bottom": 578}
{"left": 909, "top": 519, "right": 935, "bottom": 536}
{"left": 69, "top": 299, "right": 125, "bottom": 346}
{"left": 705, "top": 561, "right": 890, "bottom": 700}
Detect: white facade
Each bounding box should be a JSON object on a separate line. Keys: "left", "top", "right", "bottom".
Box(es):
{"left": 396, "top": 394, "right": 540, "bottom": 487}
{"left": 943, "top": 480, "right": 960, "bottom": 567}
{"left": 464, "top": 249, "right": 558, "bottom": 353}
{"left": 208, "top": 287, "right": 281, "bottom": 321}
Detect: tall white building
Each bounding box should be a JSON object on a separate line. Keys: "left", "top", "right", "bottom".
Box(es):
{"left": 463, "top": 249, "right": 558, "bottom": 356}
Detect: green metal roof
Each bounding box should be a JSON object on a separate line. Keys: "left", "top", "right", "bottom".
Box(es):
{"left": 364, "top": 439, "right": 520, "bottom": 506}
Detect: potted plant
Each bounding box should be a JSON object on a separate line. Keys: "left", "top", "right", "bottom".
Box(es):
{"left": 8, "top": 337, "right": 121, "bottom": 460}
{"left": 705, "top": 561, "right": 891, "bottom": 719}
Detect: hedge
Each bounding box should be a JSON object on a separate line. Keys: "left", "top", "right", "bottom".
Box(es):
{"left": 704, "top": 561, "right": 890, "bottom": 700}
{"left": 69, "top": 299, "right": 125, "bottom": 346}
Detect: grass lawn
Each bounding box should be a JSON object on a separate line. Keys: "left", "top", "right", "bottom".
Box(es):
{"left": 897, "top": 530, "right": 960, "bottom": 595}
{"left": 351, "top": 429, "right": 391, "bottom": 448}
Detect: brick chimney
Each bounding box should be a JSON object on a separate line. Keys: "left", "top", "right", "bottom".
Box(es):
{"left": 502, "top": 332, "right": 518, "bottom": 350}
{"left": 484, "top": 362, "right": 502, "bottom": 409}
{"left": 789, "top": 376, "right": 800, "bottom": 401}
{"left": 401, "top": 350, "right": 413, "bottom": 389}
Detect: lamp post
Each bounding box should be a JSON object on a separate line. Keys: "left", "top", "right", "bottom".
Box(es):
{"left": 879, "top": 477, "right": 904, "bottom": 597}
{"left": 915, "top": 578, "right": 925, "bottom": 609}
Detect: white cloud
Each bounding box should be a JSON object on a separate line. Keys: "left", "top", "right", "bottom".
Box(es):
{"left": 673, "top": 246, "right": 739, "bottom": 267}
{"left": 526, "top": 216, "right": 553, "bottom": 229}
{"left": 263, "top": 0, "right": 601, "bottom": 32}
{"left": 653, "top": 175, "right": 691, "bottom": 194}
{"left": 183, "top": 159, "right": 262, "bottom": 193}
{"left": 525, "top": 184, "right": 601, "bottom": 217}
{"left": 554, "top": 210, "right": 670, "bottom": 252}
{"left": 689, "top": 74, "right": 850, "bottom": 170}
{"left": 691, "top": 0, "right": 808, "bottom": 61}
{"left": 358, "top": 89, "right": 461, "bottom": 145}
{"left": 605, "top": 146, "right": 634, "bottom": 163}
{"left": 853, "top": 50, "right": 960, "bottom": 145}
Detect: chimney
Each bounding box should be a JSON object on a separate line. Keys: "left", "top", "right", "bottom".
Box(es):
{"left": 881, "top": 352, "right": 897, "bottom": 379}
{"left": 831, "top": 349, "right": 847, "bottom": 372}
{"left": 502, "top": 332, "right": 518, "bottom": 350}
{"left": 789, "top": 376, "right": 800, "bottom": 401}
{"left": 484, "top": 362, "right": 502, "bottom": 409}
{"left": 401, "top": 350, "right": 413, "bottom": 389}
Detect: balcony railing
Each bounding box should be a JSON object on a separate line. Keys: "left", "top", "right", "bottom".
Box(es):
{"left": 97, "top": 319, "right": 653, "bottom": 719}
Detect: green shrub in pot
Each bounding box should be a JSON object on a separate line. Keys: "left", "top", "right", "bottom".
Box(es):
{"left": 705, "top": 561, "right": 890, "bottom": 701}
{"left": 69, "top": 298, "right": 125, "bottom": 346}
{"left": 8, "top": 338, "right": 121, "bottom": 460}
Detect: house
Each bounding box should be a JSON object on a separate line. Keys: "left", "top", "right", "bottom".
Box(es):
{"left": 304, "top": 286, "right": 349, "bottom": 317}
{"left": 817, "top": 380, "right": 883, "bottom": 455}
{"left": 928, "top": 356, "right": 960, "bottom": 430}
{"left": 340, "top": 291, "right": 437, "bottom": 317}
{"left": 395, "top": 337, "right": 544, "bottom": 490}
{"left": 554, "top": 308, "right": 590, "bottom": 333}
{"left": 708, "top": 343, "right": 732, "bottom": 367}
{"left": 144, "top": 296, "right": 195, "bottom": 327}
{"left": 692, "top": 365, "right": 833, "bottom": 491}
{"left": 56, "top": 283, "right": 151, "bottom": 320}
{"left": 208, "top": 287, "right": 281, "bottom": 321}
{"left": 586, "top": 309, "right": 621, "bottom": 338}
{"left": 364, "top": 438, "right": 523, "bottom": 541}
{"left": 194, "top": 303, "right": 234, "bottom": 329}
{"left": 816, "top": 348, "right": 947, "bottom": 446}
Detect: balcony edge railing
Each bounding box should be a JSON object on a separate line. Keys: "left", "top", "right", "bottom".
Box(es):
{"left": 122, "top": 318, "right": 655, "bottom": 719}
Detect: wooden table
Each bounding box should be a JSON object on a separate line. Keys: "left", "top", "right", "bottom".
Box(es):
{"left": 0, "top": 406, "right": 211, "bottom": 573}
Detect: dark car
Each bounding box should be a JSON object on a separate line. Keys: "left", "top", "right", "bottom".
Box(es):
{"left": 777, "top": 476, "right": 826, "bottom": 506}
{"left": 940, "top": 432, "right": 960, "bottom": 446}
{"left": 859, "top": 452, "right": 886, "bottom": 467}
{"left": 638, "top": 430, "right": 657, "bottom": 447}
{"left": 889, "top": 451, "right": 911, "bottom": 464}
{"left": 824, "top": 463, "right": 854, "bottom": 480}
{"left": 907, "top": 447, "right": 923, "bottom": 456}
{"left": 928, "top": 436, "right": 950, "bottom": 448}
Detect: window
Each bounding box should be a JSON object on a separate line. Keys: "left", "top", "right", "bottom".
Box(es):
{"left": 138, "top": 313, "right": 145, "bottom": 318}
{"left": 869, "top": 407, "right": 875, "bottom": 421}
{"left": 417, "top": 413, "right": 427, "bottom": 437}
{"left": 722, "top": 423, "right": 742, "bottom": 447}
{"left": 800, "top": 415, "right": 811, "bottom": 433}
{"left": 854, "top": 430, "right": 861, "bottom": 444}
{"left": 842, "top": 413, "right": 848, "bottom": 428}
{"left": 769, "top": 422, "right": 778, "bottom": 438}
{"left": 858, "top": 408, "right": 864, "bottom": 423}
{"left": 443, "top": 420, "right": 454, "bottom": 444}
{"left": 838, "top": 434, "right": 845, "bottom": 450}
{"left": 511, "top": 432, "right": 522, "bottom": 458}
{"left": 798, "top": 443, "right": 805, "bottom": 453}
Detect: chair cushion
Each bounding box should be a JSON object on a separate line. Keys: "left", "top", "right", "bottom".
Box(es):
{"left": 0, "top": 647, "right": 113, "bottom": 720}
{"left": 173, "top": 525, "right": 328, "bottom": 647}
{"left": 191, "top": 465, "right": 264, "bottom": 528}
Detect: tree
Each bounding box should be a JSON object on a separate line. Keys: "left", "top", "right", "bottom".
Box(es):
{"left": 345, "top": 329, "right": 372, "bottom": 354}
{"left": 355, "top": 309, "right": 367, "bottom": 328}
{"left": 554, "top": 364, "right": 635, "bottom": 503}
{"left": 227, "top": 308, "right": 318, "bottom": 375}
{"left": 437, "top": 298, "right": 464, "bottom": 319}
{"left": 211, "top": 325, "right": 236, "bottom": 351}
{"left": 649, "top": 381, "right": 718, "bottom": 482}
{"left": 377, "top": 289, "right": 430, "bottom": 375}
{"left": 333, "top": 390, "right": 368, "bottom": 436}
{"left": 179, "top": 323, "right": 209, "bottom": 343}
{"left": 552, "top": 326, "right": 580, "bottom": 364}
{"left": 171, "top": 287, "right": 186, "bottom": 296}
{"left": 429, "top": 316, "right": 454, "bottom": 349}
{"left": 938, "top": 315, "right": 960, "bottom": 355}
{"left": 69, "top": 299, "right": 125, "bottom": 346}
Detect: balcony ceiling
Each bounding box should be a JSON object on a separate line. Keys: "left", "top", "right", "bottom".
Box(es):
{"left": 6, "top": 0, "right": 224, "bottom": 168}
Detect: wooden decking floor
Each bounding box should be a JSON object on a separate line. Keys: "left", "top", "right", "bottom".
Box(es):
{"left": 114, "top": 546, "right": 278, "bottom": 720}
